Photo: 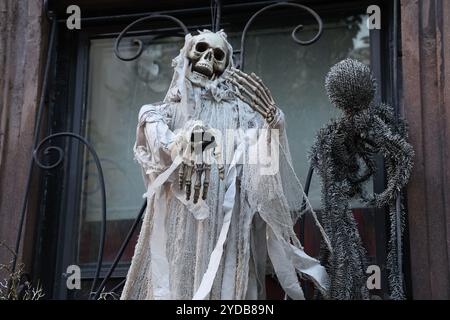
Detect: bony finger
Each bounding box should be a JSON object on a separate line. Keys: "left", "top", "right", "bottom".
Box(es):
{"left": 232, "top": 71, "right": 258, "bottom": 93}
{"left": 233, "top": 68, "right": 258, "bottom": 87}
{"left": 193, "top": 164, "right": 203, "bottom": 204}
{"left": 202, "top": 164, "right": 211, "bottom": 200}
{"left": 185, "top": 164, "right": 193, "bottom": 200}
{"left": 223, "top": 70, "right": 234, "bottom": 81}
{"left": 235, "top": 91, "right": 268, "bottom": 118}
{"left": 232, "top": 75, "right": 272, "bottom": 115}
{"left": 229, "top": 71, "right": 250, "bottom": 87}
{"left": 231, "top": 67, "right": 247, "bottom": 76}
{"left": 179, "top": 163, "right": 186, "bottom": 189}
{"left": 230, "top": 79, "right": 269, "bottom": 116}
{"left": 250, "top": 72, "right": 262, "bottom": 83}
{"left": 229, "top": 77, "right": 244, "bottom": 91}
{"left": 239, "top": 71, "right": 273, "bottom": 106}
{"left": 250, "top": 73, "right": 273, "bottom": 96}
{"left": 218, "top": 165, "right": 225, "bottom": 180}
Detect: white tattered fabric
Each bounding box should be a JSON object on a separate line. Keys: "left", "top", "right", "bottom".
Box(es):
{"left": 121, "top": 30, "right": 330, "bottom": 300}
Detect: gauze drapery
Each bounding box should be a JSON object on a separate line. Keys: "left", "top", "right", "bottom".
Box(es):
{"left": 121, "top": 31, "right": 329, "bottom": 300}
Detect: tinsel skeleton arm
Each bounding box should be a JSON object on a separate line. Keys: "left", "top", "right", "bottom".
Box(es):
{"left": 369, "top": 115, "right": 414, "bottom": 207}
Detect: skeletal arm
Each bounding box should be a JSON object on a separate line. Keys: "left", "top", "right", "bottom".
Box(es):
{"left": 226, "top": 67, "right": 283, "bottom": 128}
{"left": 370, "top": 116, "right": 414, "bottom": 207}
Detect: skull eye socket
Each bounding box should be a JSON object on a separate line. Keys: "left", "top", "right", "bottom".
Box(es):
{"left": 195, "top": 42, "right": 209, "bottom": 52}
{"left": 213, "top": 48, "right": 226, "bottom": 61}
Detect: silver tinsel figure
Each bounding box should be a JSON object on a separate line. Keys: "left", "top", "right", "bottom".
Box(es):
{"left": 310, "top": 59, "right": 414, "bottom": 300}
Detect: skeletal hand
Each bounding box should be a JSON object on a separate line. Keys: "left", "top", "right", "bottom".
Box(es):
{"left": 178, "top": 124, "right": 224, "bottom": 203}
{"left": 225, "top": 67, "right": 279, "bottom": 126}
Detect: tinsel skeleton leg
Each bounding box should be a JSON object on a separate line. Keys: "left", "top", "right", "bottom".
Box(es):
{"left": 387, "top": 195, "right": 405, "bottom": 300}
{"left": 321, "top": 182, "right": 369, "bottom": 300}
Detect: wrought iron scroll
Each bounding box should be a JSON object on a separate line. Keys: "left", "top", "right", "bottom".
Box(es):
{"left": 239, "top": 2, "right": 323, "bottom": 70}
{"left": 210, "top": 0, "right": 222, "bottom": 33}
{"left": 114, "top": 14, "right": 189, "bottom": 61}
{"left": 33, "top": 133, "right": 107, "bottom": 298}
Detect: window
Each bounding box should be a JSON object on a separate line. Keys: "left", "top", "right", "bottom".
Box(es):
{"left": 41, "top": 1, "right": 394, "bottom": 299}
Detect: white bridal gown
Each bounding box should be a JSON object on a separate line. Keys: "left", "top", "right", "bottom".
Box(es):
{"left": 121, "top": 32, "right": 329, "bottom": 300}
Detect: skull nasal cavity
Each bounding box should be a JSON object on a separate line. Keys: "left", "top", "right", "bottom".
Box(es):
{"left": 204, "top": 50, "right": 212, "bottom": 60}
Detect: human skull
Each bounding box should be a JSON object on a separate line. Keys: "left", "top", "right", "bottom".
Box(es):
{"left": 187, "top": 32, "right": 229, "bottom": 80}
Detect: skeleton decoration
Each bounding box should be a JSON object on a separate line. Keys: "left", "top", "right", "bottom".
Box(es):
{"left": 121, "top": 30, "right": 330, "bottom": 300}
{"left": 310, "top": 59, "right": 414, "bottom": 300}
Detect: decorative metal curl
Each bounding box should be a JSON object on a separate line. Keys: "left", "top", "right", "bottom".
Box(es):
{"left": 33, "top": 145, "right": 64, "bottom": 170}
{"left": 34, "top": 132, "right": 107, "bottom": 300}
{"left": 114, "top": 14, "right": 189, "bottom": 61}
{"left": 239, "top": 2, "right": 323, "bottom": 70}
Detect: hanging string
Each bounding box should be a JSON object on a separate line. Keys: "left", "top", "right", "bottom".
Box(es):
{"left": 211, "top": 0, "right": 216, "bottom": 31}
{"left": 210, "top": 0, "right": 221, "bottom": 32}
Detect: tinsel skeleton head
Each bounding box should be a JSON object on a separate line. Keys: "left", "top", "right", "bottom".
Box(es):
{"left": 325, "top": 58, "right": 377, "bottom": 114}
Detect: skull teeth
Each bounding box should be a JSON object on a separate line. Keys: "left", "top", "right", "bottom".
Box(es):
{"left": 194, "top": 62, "right": 213, "bottom": 77}
{"left": 192, "top": 71, "right": 208, "bottom": 80}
